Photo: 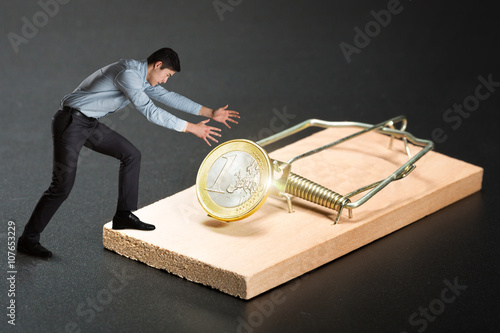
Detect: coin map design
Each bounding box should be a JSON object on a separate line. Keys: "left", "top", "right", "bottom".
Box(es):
{"left": 196, "top": 140, "right": 273, "bottom": 221}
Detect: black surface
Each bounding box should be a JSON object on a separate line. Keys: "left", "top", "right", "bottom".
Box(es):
{"left": 1, "top": 1, "right": 499, "bottom": 332}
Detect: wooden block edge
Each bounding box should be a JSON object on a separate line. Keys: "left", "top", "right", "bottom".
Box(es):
{"left": 101, "top": 166, "right": 484, "bottom": 300}
{"left": 102, "top": 227, "right": 250, "bottom": 299}
{"left": 245, "top": 167, "right": 484, "bottom": 299}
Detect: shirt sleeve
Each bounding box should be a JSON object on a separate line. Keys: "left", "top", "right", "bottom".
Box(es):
{"left": 114, "top": 69, "right": 190, "bottom": 132}
{"left": 145, "top": 85, "right": 202, "bottom": 117}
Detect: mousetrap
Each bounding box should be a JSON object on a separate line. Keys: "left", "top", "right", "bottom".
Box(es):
{"left": 103, "top": 116, "right": 482, "bottom": 299}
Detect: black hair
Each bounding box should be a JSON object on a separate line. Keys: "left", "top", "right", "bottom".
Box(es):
{"left": 147, "top": 47, "right": 181, "bottom": 72}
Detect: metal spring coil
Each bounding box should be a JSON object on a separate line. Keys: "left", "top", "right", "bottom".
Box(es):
{"left": 285, "top": 173, "right": 350, "bottom": 212}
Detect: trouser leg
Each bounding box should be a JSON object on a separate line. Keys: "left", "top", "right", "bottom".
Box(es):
{"left": 22, "top": 110, "right": 91, "bottom": 244}
{"left": 83, "top": 121, "right": 141, "bottom": 211}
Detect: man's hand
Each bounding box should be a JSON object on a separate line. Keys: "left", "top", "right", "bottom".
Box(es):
{"left": 185, "top": 120, "right": 222, "bottom": 146}
{"left": 211, "top": 105, "right": 240, "bottom": 129}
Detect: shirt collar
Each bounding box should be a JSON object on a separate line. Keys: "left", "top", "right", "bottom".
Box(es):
{"left": 140, "top": 60, "right": 149, "bottom": 86}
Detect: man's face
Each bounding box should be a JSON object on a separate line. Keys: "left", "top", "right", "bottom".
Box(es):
{"left": 147, "top": 61, "right": 175, "bottom": 86}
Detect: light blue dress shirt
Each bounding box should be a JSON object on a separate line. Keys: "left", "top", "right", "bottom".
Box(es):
{"left": 61, "top": 59, "right": 202, "bottom": 132}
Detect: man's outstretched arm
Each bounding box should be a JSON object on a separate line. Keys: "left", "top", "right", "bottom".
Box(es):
{"left": 185, "top": 105, "right": 240, "bottom": 146}
{"left": 198, "top": 105, "right": 240, "bottom": 129}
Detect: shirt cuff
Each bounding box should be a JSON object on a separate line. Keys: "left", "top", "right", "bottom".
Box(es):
{"left": 178, "top": 120, "right": 188, "bottom": 132}
{"left": 196, "top": 104, "right": 203, "bottom": 116}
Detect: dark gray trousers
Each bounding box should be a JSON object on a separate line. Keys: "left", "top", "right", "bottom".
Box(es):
{"left": 21, "top": 108, "right": 141, "bottom": 244}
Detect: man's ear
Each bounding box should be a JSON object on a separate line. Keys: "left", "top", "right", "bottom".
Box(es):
{"left": 155, "top": 61, "right": 163, "bottom": 69}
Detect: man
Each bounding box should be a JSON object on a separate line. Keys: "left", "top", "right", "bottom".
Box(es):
{"left": 17, "top": 47, "right": 240, "bottom": 258}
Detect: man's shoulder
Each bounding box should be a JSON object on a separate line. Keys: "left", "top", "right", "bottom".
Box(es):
{"left": 99, "top": 59, "right": 143, "bottom": 77}
{"left": 118, "top": 59, "right": 146, "bottom": 73}
{"left": 112, "top": 59, "right": 147, "bottom": 88}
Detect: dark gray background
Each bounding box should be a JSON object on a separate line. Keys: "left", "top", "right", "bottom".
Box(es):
{"left": 1, "top": 0, "right": 499, "bottom": 332}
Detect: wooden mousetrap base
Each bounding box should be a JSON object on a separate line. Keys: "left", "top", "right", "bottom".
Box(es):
{"left": 103, "top": 127, "right": 483, "bottom": 299}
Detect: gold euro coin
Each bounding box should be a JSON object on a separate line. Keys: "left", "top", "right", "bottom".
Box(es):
{"left": 196, "top": 139, "right": 273, "bottom": 222}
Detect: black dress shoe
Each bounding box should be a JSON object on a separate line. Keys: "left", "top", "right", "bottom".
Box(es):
{"left": 112, "top": 213, "right": 155, "bottom": 231}
{"left": 17, "top": 237, "right": 53, "bottom": 258}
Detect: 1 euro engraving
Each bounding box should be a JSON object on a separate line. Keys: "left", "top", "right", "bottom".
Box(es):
{"left": 204, "top": 151, "right": 263, "bottom": 208}
{"left": 196, "top": 139, "right": 273, "bottom": 221}
{"left": 205, "top": 154, "right": 236, "bottom": 194}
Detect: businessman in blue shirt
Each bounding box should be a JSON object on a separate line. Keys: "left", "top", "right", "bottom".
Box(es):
{"left": 18, "top": 47, "right": 240, "bottom": 258}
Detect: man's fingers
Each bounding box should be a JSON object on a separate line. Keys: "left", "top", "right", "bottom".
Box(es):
{"left": 225, "top": 111, "right": 239, "bottom": 117}
{"left": 207, "top": 135, "right": 219, "bottom": 143}
{"left": 210, "top": 130, "right": 222, "bottom": 137}
{"left": 215, "top": 105, "right": 228, "bottom": 113}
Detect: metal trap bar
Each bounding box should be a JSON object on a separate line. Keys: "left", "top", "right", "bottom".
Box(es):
{"left": 256, "top": 115, "right": 434, "bottom": 224}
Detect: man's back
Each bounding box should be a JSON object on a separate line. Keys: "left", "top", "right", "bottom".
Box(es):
{"left": 62, "top": 59, "right": 146, "bottom": 116}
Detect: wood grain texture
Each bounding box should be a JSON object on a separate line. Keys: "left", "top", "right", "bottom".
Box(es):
{"left": 103, "top": 127, "right": 483, "bottom": 299}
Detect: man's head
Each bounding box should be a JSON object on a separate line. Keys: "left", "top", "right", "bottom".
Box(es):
{"left": 146, "top": 48, "right": 180, "bottom": 86}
